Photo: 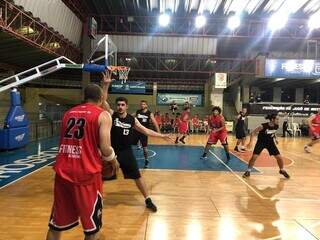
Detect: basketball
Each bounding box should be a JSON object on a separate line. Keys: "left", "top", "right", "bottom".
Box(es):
{"left": 102, "top": 160, "right": 116, "bottom": 178}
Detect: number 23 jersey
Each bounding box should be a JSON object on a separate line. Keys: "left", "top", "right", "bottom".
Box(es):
{"left": 111, "top": 112, "right": 136, "bottom": 151}
{"left": 54, "top": 103, "right": 104, "bottom": 184}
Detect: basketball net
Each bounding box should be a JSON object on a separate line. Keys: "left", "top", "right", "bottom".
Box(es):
{"left": 108, "top": 66, "right": 130, "bottom": 84}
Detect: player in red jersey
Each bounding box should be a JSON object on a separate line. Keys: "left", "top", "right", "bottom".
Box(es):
{"left": 175, "top": 107, "right": 191, "bottom": 144}
{"left": 201, "top": 106, "right": 230, "bottom": 160}
{"left": 304, "top": 109, "right": 320, "bottom": 153}
{"left": 46, "top": 82, "right": 118, "bottom": 240}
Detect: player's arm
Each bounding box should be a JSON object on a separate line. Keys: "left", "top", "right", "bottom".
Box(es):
{"left": 134, "top": 118, "right": 170, "bottom": 140}
{"left": 101, "top": 71, "right": 114, "bottom": 115}
{"left": 247, "top": 125, "right": 263, "bottom": 148}
{"left": 98, "top": 111, "right": 117, "bottom": 167}
{"left": 308, "top": 115, "right": 315, "bottom": 131}
{"left": 215, "top": 117, "right": 226, "bottom": 133}
{"left": 150, "top": 113, "right": 160, "bottom": 133}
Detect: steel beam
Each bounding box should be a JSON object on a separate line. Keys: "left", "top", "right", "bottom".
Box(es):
{"left": 0, "top": 0, "right": 81, "bottom": 61}
{"left": 95, "top": 14, "right": 320, "bottom": 40}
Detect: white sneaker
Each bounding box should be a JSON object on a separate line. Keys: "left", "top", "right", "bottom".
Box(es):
{"left": 304, "top": 145, "right": 311, "bottom": 153}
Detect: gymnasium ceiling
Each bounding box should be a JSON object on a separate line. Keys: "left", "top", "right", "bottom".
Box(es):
{"left": 64, "top": 0, "right": 320, "bottom": 19}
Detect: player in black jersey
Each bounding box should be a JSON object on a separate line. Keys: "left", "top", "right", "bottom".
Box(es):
{"left": 234, "top": 108, "right": 248, "bottom": 152}
{"left": 101, "top": 72, "right": 171, "bottom": 212}
{"left": 243, "top": 114, "right": 290, "bottom": 179}
{"left": 133, "top": 100, "right": 160, "bottom": 168}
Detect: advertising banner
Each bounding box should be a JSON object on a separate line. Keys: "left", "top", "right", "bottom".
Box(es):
{"left": 157, "top": 93, "right": 203, "bottom": 106}
{"left": 111, "top": 81, "right": 146, "bottom": 94}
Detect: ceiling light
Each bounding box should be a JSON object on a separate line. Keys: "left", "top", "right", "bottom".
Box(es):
{"left": 227, "top": 15, "right": 241, "bottom": 30}
{"left": 268, "top": 13, "right": 288, "bottom": 31}
{"left": 159, "top": 13, "right": 170, "bottom": 27}
{"left": 195, "top": 15, "right": 206, "bottom": 28}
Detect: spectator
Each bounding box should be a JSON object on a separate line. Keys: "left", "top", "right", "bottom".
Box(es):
{"left": 162, "top": 113, "right": 172, "bottom": 132}
{"left": 154, "top": 111, "right": 162, "bottom": 131}
{"left": 192, "top": 114, "right": 200, "bottom": 133}
{"left": 249, "top": 93, "right": 255, "bottom": 103}
{"left": 282, "top": 112, "right": 293, "bottom": 137}
{"left": 255, "top": 93, "right": 262, "bottom": 103}
{"left": 203, "top": 115, "right": 210, "bottom": 133}
{"left": 184, "top": 101, "right": 190, "bottom": 110}
{"left": 173, "top": 113, "right": 181, "bottom": 133}
{"left": 304, "top": 95, "right": 310, "bottom": 105}
{"left": 169, "top": 101, "right": 178, "bottom": 114}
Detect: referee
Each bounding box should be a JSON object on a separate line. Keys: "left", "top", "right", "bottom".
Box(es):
{"left": 101, "top": 71, "right": 171, "bottom": 212}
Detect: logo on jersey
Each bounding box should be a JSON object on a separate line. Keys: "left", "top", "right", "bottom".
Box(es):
{"left": 14, "top": 115, "right": 25, "bottom": 122}
{"left": 114, "top": 118, "right": 132, "bottom": 129}
{"left": 59, "top": 144, "right": 82, "bottom": 158}
{"left": 266, "top": 129, "right": 277, "bottom": 135}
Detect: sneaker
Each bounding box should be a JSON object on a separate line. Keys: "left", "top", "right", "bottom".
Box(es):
{"left": 242, "top": 171, "right": 251, "bottom": 178}
{"left": 279, "top": 170, "right": 290, "bottom": 179}
{"left": 179, "top": 139, "right": 186, "bottom": 144}
{"left": 234, "top": 146, "right": 239, "bottom": 152}
{"left": 145, "top": 198, "right": 157, "bottom": 212}
{"left": 304, "top": 145, "right": 311, "bottom": 153}
{"left": 200, "top": 155, "right": 208, "bottom": 160}
{"left": 144, "top": 159, "right": 149, "bottom": 169}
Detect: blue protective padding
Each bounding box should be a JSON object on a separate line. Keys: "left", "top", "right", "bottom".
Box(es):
{"left": 83, "top": 64, "right": 106, "bottom": 73}
{"left": 10, "top": 90, "right": 21, "bottom": 106}
{"left": 0, "top": 127, "right": 29, "bottom": 149}
{"left": 5, "top": 106, "right": 29, "bottom": 128}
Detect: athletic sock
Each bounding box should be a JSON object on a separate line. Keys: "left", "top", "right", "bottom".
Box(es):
{"left": 247, "top": 168, "right": 252, "bottom": 172}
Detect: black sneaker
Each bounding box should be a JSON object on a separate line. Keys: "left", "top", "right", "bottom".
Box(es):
{"left": 145, "top": 198, "right": 157, "bottom": 212}
{"left": 144, "top": 159, "right": 149, "bottom": 169}
{"left": 179, "top": 139, "right": 186, "bottom": 144}
{"left": 242, "top": 171, "right": 251, "bottom": 178}
{"left": 279, "top": 170, "right": 290, "bottom": 179}
{"left": 234, "top": 146, "right": 239, "bottom": 152}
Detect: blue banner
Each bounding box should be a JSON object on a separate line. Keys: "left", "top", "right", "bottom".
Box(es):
{"left": 111, "top": 81, "right": 146, "bottom": 94}
{"left": 265, "top": 59, "right": 320, "bottom": 78}
{"left": 157, "top": 93, "right": 203, "bottom": 106}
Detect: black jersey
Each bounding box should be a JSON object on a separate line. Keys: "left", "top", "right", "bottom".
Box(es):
{"left": 111, "top": 112, "right": 135, "bottom": 151}
{"left": 235, "top": 112, "right": 246, "bottom": 130}
{"left": 136, "top": 109, "right": 151, "bottom": 128}
{"left": 257, "top": 122, "right": 278, "bottom": 143}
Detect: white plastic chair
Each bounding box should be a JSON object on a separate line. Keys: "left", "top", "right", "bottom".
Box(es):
{"left": 292, "top": 123, "right": 301, "bottom": 137}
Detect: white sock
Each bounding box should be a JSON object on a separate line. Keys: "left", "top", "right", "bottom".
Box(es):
{"left": 247, "top": 168, "right": 252, "bottom": 172}
{"left": 145, "top": 196, "right": 151, "bottom": 200}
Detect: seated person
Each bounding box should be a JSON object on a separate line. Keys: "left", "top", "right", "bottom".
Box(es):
{"left": 162, "top": 113, "right": 172, "bottom": 132}
{"left": 255, "top": 93, "right": 262, "bottom": 103}
{"left": 203, "top": 115, "right": 210, "bottom": 133}
{"left": 304, "top": 95, "right": 310, "bottom": 105}
{"left": 249, "top": 93, "right": 255, "bottom": 103}
{"left": 192, "top": 114, "right": 200, "bottom": 132}
{"left": 300, "top": 119, "right": 309, "bottom": 136}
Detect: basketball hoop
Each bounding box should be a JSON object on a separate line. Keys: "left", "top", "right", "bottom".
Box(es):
{"left": 108, "top": 66, "right": 130, "bottom": 83}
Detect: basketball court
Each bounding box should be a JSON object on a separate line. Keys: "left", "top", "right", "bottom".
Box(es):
{"left": 1, "top": 0, "right": 320, "bottom": 239}
{"left": 1, "top": 135, "right": 320, "bottom": 239}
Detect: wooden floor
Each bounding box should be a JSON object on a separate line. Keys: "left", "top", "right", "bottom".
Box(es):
{"left": 1, "top": 135, "right": 320, "bottom": 240}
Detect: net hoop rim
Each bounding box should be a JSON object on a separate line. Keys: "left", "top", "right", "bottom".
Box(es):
{"left": 107, "top": 65, "right": 130, "bottom": 71}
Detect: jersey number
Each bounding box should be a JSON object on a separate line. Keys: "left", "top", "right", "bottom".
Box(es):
{"left": 123, "top": 129, "right": 130, "bottom": 135}
{"left": 64, "top": 118, "right": 86, "bottom": 139}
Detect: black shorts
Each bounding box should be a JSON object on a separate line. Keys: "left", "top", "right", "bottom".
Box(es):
{"left": 253, "top": 141, "right": 280, "bottom": 156}
{"left": 136, "top": 132, "right": 148, "bottom": 147}
{"left": 235, "top": 128, "right": 246, "bottom": 139}
{"left": 116, "top": 148, "right": 141, "bottom": 179}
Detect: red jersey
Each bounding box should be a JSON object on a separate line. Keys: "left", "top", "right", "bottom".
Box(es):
{"left": 54, "top": 103, "right": 104, "bottom": 184}
{"left": 192, "top": 117, "right": 199, "bottom": 126}
{"left": 209, "top": 115, "right": 226, "bottom": 132}
{"left": 311, "top": 114, "right": 320, "bottom": 128}
{"left": 181, "top": 111, "right": 190, "bottom": 122}
{"left": 155, "top": 115, "right": 162, "bottom": 125}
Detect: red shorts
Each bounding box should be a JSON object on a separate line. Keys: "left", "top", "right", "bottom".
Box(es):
{"left": 310, "top": 128, "right": 320, "bottom": 140}
{"left": 49, "top": 174, "right": 103, "bottom": 236}
{"left": 178, "top": 122, "right": 189, "bottom": 134}
{"left": 207, "top": 131, "right": 228, "bottom": 145}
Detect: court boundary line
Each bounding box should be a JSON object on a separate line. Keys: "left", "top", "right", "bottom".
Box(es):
{"left": 208, "top": 149, "right": 320, "bottom": 202}
{"left": 0, "top": 159, "right": 55, "bottom": 190}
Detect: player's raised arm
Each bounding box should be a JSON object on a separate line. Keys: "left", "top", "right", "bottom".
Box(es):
{"left": 101, "top": 70, "right": 114, "bottom": 115}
